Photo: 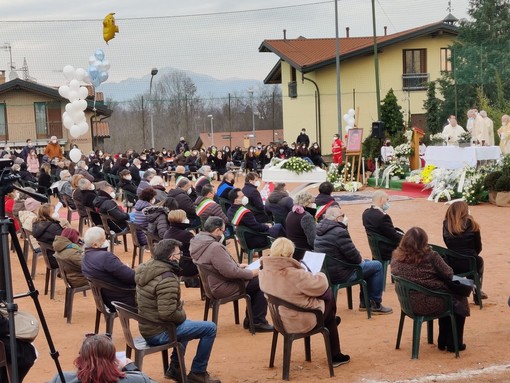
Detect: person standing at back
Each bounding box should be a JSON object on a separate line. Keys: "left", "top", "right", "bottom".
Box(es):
{"left": 296, "top": 128, "right": 310, "bottom": 147}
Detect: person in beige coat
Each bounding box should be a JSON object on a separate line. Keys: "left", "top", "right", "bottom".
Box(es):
{"left": 259, "top": 238, "right": 350, "bottom": 367}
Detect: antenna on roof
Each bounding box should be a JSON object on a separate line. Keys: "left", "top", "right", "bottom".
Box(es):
{"left": 283, "top": 29, "right": 287, "bottom": 40}
{"left": 447, "top": 0, "right": 452, "bottom": 13}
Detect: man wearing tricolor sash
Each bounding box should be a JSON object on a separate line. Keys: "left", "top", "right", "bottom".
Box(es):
{"left": 195, "top": 165, "right": 214, "bottom": 194}
{"left": 315, "top": 182, "right": 339, "bottom": 222}
{"left": 194, "top": 184, "right": 228, "bottom": 224}
{"left": 227, "top": 188, "right": 285, "bottom": 249}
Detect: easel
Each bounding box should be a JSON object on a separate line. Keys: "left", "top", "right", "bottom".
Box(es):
{"left": 343, "top": 151, "right": 362, "bottom": 183}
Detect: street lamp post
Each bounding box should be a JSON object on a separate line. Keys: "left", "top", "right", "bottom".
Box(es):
{"left": 247, "top": 89, "right": 255, "bottom": 144}
{"left": 149, "top": 68, "right": 158, "bottom": 149}
{"left": 207, "top": 114, "right": 214, "bottom": 146}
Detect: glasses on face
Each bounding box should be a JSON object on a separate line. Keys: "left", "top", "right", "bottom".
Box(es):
{"left": 171, "top": 251, "right": 183, "bottom": 258}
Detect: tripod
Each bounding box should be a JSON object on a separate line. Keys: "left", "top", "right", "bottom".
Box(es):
{"left": 0, "top": 160, "right": 66, "bottom": 383}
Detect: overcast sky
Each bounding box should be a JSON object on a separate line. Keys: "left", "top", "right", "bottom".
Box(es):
{"left": 1, "top": 0, "right": 470, "bottom": 86}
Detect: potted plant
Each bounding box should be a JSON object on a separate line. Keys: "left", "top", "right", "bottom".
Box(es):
{"left": 483, "top": 155, "right": 510, "bottom": 206}
{"left": 457, "top": 131, "right": 472, "bottom": 147}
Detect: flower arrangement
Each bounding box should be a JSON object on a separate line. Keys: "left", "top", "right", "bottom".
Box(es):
{"left": 429, "top": 133, "right": 445, "bottom": 145}
{"left": 327, "top": 162, "right": 360, "bottom": 191}
{"left": 420, "top": 165, "right": 436, "bottom": 184}
{"left": 280, "top": 156, "right": 314, "bottom": 174}
{"left": 462, "top": 171, "right": 486, "bottom": 205}
{"left": 403, "top": 129, "right": 413, "bottom": 142}
{"left": 389, "top": 163, "right": 406, "bottom": 179}
{"left": 394, "top": 143, "right": 413, "bottom": 158}
{"left": 458, "top": 131, "right": 472, "bottom": 144}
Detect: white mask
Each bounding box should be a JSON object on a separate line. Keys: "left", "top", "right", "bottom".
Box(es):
{"left": 89, "top": 184, "right": 95, "bottom": 191}
{"left": 125, "top": 175, "right": 132, "bottom": 181}
{"left": 187, "top": 188, "right": 192, "bottom": 195}
{"left": 310, "top": 203, "right": 317, "bottom": 209}
{"left": 219, "top": 234, "right": 225, "bottom": 243}
{"left": 241, "top": 196, "right": 249, "bottom": 206}
{"left": 109, "top": 191, "right": 116, "bottom": 199}
{"left": 102, "top": 240, "right": 110, "bottom": 250}
{"left": 342, "top": 215, "right": 349, "bottom": 226}
{"left": 51, "top": 212, "right": 60, "bottom": 220}
{"left": 51, "top": 140, "right": 57, "bottom": 144}
{"left": 183, "top": 218, "right": 190, "bottom": 224}
{"left": 150, "top": 198, "right": 156, "bottom": 204}
{"left": 83, "top": 166, "right": 89, "bottom": 171}
{"left": 254, "top": 180, "right": 261, "bottom": 188}
{"left": 468, "top": 209, "right": 471, "bottom": 215}
{"left": 208, "top": 171, "right": 214, "bottom": 179}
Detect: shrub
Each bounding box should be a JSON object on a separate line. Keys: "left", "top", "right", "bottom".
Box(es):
{"left": 494, "top": 175, "right": 510, "bottom": 192}
{"left": 483, "top": 171, "right": 503, "bottom": 191}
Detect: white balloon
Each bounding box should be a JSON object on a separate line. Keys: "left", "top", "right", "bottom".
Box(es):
{"left": 71, "top": 110, "right": 86, "bottom": 123}
{"left": 63, "top": 115, "right": 74, "bottom": 129}
{"left": 78, "top": 86, "right": 89, "bottom": 100}
{"left": 69, "top": 148, "right": 82, "bottom": 162}
{"left": 75, "top": 68, "right": 87, "bottom": 81}
{"left": 78, "top": 121, "right": 89, "bottom": 135}
{"left": 343, "top": 113, "right": 350, "bottom": 122}
{"left": 102, "top": 60, "right": 110, "bottom": 71}
{"left": 69, "top": 79, "right": 80, "bottom": 91}
{"left": 68, "top": 90, "right": 79, "bottom": 102}
{"left": 96, "top": 61, "right": 108, "bottom": 72}
{"left": 347, "top": 117, "right": 355, "bottom": 127}
{"left": 69, "top": 125, "right": 81, "bottom": 138}
{"left": 348, "top": 108, "right": 355, "bottom": 117}
{"left": 77, "top": 99, "right": 88, "bottom": 111}
{"left": 65, "top": 102, "right": 75, "bottom": 114}
{"left": 63, "top": 65, "right": 75, "bottom": 81}
{"left": 83, "top": 73, "right": 91, "bottom": 84}
{"left": 345, "top": 125, "right": 351, "bottom": 133}
{"left": 58, "top": 85, "right": 70, "bottom": 99}
{"left": 89, "top": 55, "right": 96, "bottom": 65}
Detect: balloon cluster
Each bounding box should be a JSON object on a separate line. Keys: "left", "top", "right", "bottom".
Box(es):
{"left": 59, "top": 66, "right": 90, "bottom": 140}
{"left": 87, "top": 49, "right": 110, "bottom": 88}
{"left": 343, "top": 108, "right": 356, "bottom": 132}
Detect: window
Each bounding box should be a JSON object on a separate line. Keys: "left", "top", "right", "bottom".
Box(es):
{"left": 291, "top": 66, "right": 297, "bottom": 82}
{"left": 440, "top": 48, "right": 452, "bottom": 72}
{"left": 34, "top": 101, "right": 62, "bottom": 139}
{"left": 0, "top": 104, "right": 7, "bottom": 140}
{"left": 402, "top": 49, "right": 428, "bottom": 90}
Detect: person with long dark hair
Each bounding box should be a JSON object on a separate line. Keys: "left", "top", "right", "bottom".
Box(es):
{"left": 443, "top": 201, "right": 486, "bottom": 302}
{"left": 391, "top": 227, "right": 470, "bottom": 353}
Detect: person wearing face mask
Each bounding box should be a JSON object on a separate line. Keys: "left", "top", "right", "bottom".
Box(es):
{"left": 276, "top": 146, "right": 287, "bottom": 159}
{"left": 285, "top": 192, "right": 317, "bottom": 252}
{"left": 195, "top": 166, "right": 214, "bottom": 194}
{"left": 118, "top": 169, "right": 138, "bottom": 204}
{"left": 44, "top": 135, "right": 63, "bottom": 159}
{"left": 4, "top": 190, "right": 21, "bottom": 232}
{"left": 315, "top": 207, "right": 393, "bottom": 315}
{"left": 380, "top": 139, "right": 395, "bottom": 163}
{"left": 163, "top": 209, "right": 198, "bottom": 280}
{"left": 175, "top": 137, "right": 190, "bottom": 154}
{"left": 191, "top": 216, "right": 273, "bottom": 333}
{"left": 132, "top": 187, "right": 158, "bottom": 247}
{"left": 149, "top": 175, "right": 168, "bottom": 203}
{"left": 167, "top": 178, "right": 199, "bottom": 226}
{"left": 129, "top": 158, "right": 143, "bottom": 186}
{"left": 332, "top": 133, "right": 344, "bottom": 165}
{"left": 21, "top": 138, "right": 34, "bottom": 161}
{"left": 216, "top": 171, "right": 235, "bottom": 201}
{"left": 136, "top": 239, "right": 221, "bottom": 383}
{"left": 75, "top": 160, "right": 95, "bottom": 182}
{"left": 82, "top": 227, "right": 136, "bottom": 310}
{"left": 73, "top": 178, "right": 102, "bottom": 225}
{"left": 296, "top": 128, "right": 310, "bottom": 148}
{"left": 227, "top": 188, "right": 285, "bottom": 249}
{"left": 195, "top": 184, "right": 229, "bottom": 226}
{"left": 309, "top": 142, "right": 327, "bottom": 168}
{"left": 244, "top": 146, "right": 259, "bottom": 172}
{"left": 136, "top": 169, "right": 156, "bottom": 196}
{"left": 361, "top": 190, "right": 404, "bottom": 262}
{"left": 93, "top": 184, "right": 130, "bottom": 233}
{"left": 242, "top": 172, "right": 270, "bottom": 223}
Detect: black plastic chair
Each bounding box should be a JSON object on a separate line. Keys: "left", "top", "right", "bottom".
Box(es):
{"left": 98, "top": 212, "right": 129, "bottom": 254}
{"left": 265, "top": 293, "right": 334, "bottom": 381}
{"left": 323, "top": 255, "right": 371, "bottom": 319}
{"left": 87, "top": 277, "right": 135, "bottom": 334}
{"left": 122, "top": 190, "right": 138, "bottom": 213}
{"left": 61, "top": 194, "right": 78, "bottom": 224}
{"left": 235, "top": 225, "right": 271, "bottom": 264}
{"left": 37, "top": 241, "right": 59, "bottom": 300}
{"left": 393, "top": 275, "right": 459, "bottom": 358}
{"left": 366, "top": 231, "right": 399, "bottom": 291}
{"left": 112, "top": 301, "right": 187, "bottom": 380}
{"left": 54, "top": 257, "right": 90, "bottom": 324}
{"left": 195, "top": 263, "right": 255, "bottom": 334}
{"left": 72, "top": 200, "right": 91, "bottom": 236}
{"left": 0, "top": 340, "right": 10, "bottom": 382}
{"left": 141, "top": 228, "right": 161, "bottom": 257}
{"left": 430, "top": 244, "right": 482, "bottom": 309}
{"left": 127, "top": 222, "right": 148, "bottom": 268}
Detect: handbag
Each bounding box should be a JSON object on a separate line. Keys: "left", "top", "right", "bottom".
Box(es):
{"left": 0, "top": 308, "right": 40, "bottom": 342}
{"left": 444, "top": 279, "right": 472, "bottom": 297}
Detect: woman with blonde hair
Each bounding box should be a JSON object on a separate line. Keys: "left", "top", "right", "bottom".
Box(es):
{"left": 27, "top": 148, "right": 40, "bottom": 176}
{"left": 259, "top": 238, "right": 350, "bottom": 367}
{"left": 50, "top": 334, "right": 155, "bottom": 382}
{"left": 392, "top": 227, "right": 470, "bottom": 352}
{"left": 38, "top": 162, "right": 52, "bottom": 193}
{"left": 285, "top": 192, "right": 317, "bottom": 251}
{"left": 164, "top": 209, "right": 197, "bottom": 279}
{"left": 443, "top": 201, "right": 486, "bottom": 301}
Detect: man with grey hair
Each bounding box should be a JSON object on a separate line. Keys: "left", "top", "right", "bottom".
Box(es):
{"left": 129, "top": 158, "right": 142, "bottom": 186}
{"left": 315, "top": 206, "right": 392, "bottom": 315}
{"left": 362, "top": 190, "right": 404, "bottom": 261}
{"left": 190, "top": 216, "right": 273, "bottom": 332}
{"left": 136, "top": 168, "right": 156, "bottom": 196}
{"left": 82, "top": 227, "right": 135, "bottom": 309}
{"left": 136, "top": 239, "right": 221, "bottom": 383}
{"left": 73, "top": 177, "right": 99, "bottom": 223}
{"left": 74, "top": 160, "right": 94, "bottom": 182}
{"left": 195, "top": 165, "right": 214, "bottom": 194}
{"left": 93, "top": 183, "right": 130, "bottom": 233}
{"left": 168, "top": 177, "right": 199, "bottom": 224}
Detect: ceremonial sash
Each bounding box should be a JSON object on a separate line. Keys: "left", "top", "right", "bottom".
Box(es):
{"left": 231, "top": 206, "right": 250, "bottom": 226}
{"left": 195, "top": 176, "right": 208, "bottom": 186}
{"left": 217, "top": 182, "right": 233, "bottom": 197}
{"left": 196, "top": 198, "right": 216, "bottom": 216}
{"left": 315, "top": 200, "right": 334, "bottom": 221}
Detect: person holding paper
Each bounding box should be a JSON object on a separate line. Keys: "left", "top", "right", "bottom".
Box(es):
{"left": 391, "top": 227, "right": 470, "bottom": 353}
{"left": 259, "top": 238, "right": 350, "bottom": 367}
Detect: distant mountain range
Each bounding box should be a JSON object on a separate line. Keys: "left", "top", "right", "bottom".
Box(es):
{"left": 99, "top": 66, "right": 263, "bottom": 102}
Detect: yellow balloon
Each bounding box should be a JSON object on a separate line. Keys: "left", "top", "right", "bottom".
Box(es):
{"left": 103, "top": 12, "right": 119, "bottom": 44}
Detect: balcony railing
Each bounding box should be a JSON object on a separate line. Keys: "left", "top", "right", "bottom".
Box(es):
{"left": 402, "top": 73, "right": 429, "bottom": 91}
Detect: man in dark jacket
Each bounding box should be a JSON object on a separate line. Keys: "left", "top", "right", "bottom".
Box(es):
{"left": 361, "top": 190, "right": 404, "bottom": 260}
{"left": 315, "top": 181, "right": 339, "bottom": 221}
{"left": 227, "top": 188, "right": 284, "bottom": 249}
{"left": 314, "top": 207, "right": 392, "bottom": 315}
{"left": 167, "top": 178, "right": 198, "bottom": 224}
{"left": 129, "top": 158, "right": 142, "bottom": 186}
{"left": 296, "top": 128, "right": 310, "bottom": 147}
{"left": 242, "top": 172, "right": 270, "bottom": 223}
{"left": 195, "top": 184, "right": 228, "bottom": 224}
{"left": 136, "top": 169, "right": 156, "bottom": 196}
{"left": 265, "top": 183, "right": 293, "bottom": 226}
{"left": 82, "top": 227, "right": 135, "bottom": 310}
{"left": 93, "top": 184, "right": 129, "bottom": 233}
{"left": 136, "top": 239, "right": 220, "bottom": 383}
{"left": 215, "top": 171, "right": 235, "bottom": 201}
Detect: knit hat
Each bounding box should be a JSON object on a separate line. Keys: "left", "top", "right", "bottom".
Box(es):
{"left": 61, "top": 228, "right": 80, "bottom": 244}
{"left": 24, "top": 198, "right": 41, "bottom": 212}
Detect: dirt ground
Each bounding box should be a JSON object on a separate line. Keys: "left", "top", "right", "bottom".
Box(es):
{"left": 7, "top": 180, "right": 510, "bottom": 383}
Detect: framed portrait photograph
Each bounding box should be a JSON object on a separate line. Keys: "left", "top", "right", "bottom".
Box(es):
{"left": 346, "top": 128, "right": 363, "bottom": 153}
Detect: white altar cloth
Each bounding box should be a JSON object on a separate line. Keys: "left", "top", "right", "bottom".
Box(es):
{"left": 424, "top": 146, "right": 501, "bottom": 169}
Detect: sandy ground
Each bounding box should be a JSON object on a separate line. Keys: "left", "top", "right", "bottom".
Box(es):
{"left": 6, "top": 181, "right": 510, "bottom": 383}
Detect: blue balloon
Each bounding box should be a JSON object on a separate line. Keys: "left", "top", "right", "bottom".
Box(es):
{"left": 88, "top": 66, "right": 99, "bottom": 80}
{"left": 99, "top": 71, "right": 109, "bottom": 83}
{"left": 94, "top": 49, "right": 105, "bottom": 62}
{"left": 91, "top": 77, "right": 102, "bottom": 88}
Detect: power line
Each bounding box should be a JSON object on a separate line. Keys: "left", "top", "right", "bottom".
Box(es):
{"left": 0, "top": 1, "right": 335, "bottom": 23}
{"left": 376, "top": 0, "right": 398, "bottom": 33}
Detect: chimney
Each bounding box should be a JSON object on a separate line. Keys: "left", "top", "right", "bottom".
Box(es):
{"left": 346, "top": 27, "right": 350, "bottom": 38}
{"left": 384, "top": 26, "right": 387, "bottom": 36}
{"left": 283, "top": 29, "right": 287, "bottom": 40}
{"left": 0, "top": 70, "right": 5, "bottom": 84}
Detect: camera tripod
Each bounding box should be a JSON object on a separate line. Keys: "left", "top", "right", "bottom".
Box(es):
{"left": 0, "top": 160, "right": 65, "bottom": 383}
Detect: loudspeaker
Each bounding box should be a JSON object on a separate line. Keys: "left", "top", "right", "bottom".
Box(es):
{"left": 371, "top": 121, "right": 385, "bottom": 139}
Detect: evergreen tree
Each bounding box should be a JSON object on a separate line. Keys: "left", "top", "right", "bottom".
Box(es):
{"left": 423, "top": 81, "right": 443, "bottom": 134}
{"left": 380, "top": 88, "right": 404, "bottom": 138}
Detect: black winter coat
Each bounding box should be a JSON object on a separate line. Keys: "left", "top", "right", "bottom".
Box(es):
{"left": 32, "top": 219, "right": 63, "bottom": 244}
{"left": 242, "top": 182, "right": 269, "bottom": 222}
{"left": 144, "top": 205, "right": 170, "bottom": 238}
{"left": 314, "top": 218, "right": 361, "bottom": 284}
{"left": 362, "top": 206, "right": 403, "bottom": 260}
{"left": 167, "top": 188, "right": 197, "bottom": 219}
{"left": 93, "top": 190, "right": 129, "bottom": 232}
{"left": 163, "top": 222, "right": 197, "bottom": 277}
